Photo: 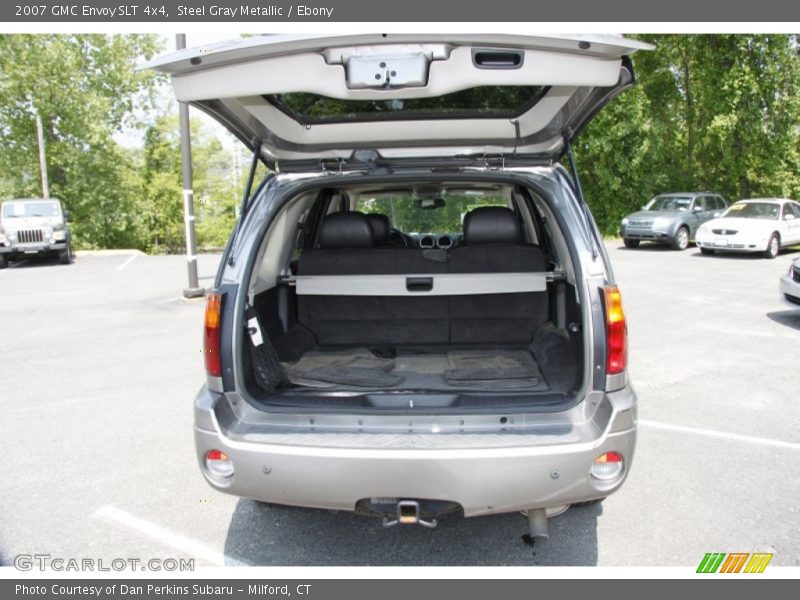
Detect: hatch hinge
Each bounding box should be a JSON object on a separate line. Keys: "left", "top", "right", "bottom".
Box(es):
{"left": 319, "top": 158, "right": 346, "bottom": 175}
{"left": 482, "top": 153, "right": 506, "bottom": 171}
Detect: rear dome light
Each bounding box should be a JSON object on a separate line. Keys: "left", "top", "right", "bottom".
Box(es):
{"left": 591, "top": 451, "right": 624, "bottom": 481}
{"left": 602, "top": 285, "right": 628, "bottom": 375}
{"left": 205, "top": 449, "right": 234, "bottom": 479}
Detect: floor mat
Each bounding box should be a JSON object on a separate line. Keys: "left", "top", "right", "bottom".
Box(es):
{"left": 285, "top": 349, "right": 403, "bottom": 388}
{"left": 285, "top": 348, "right": 549, "bottom": 391}
{"left": 444, "top": 350, "right": 545, "bottom": 389}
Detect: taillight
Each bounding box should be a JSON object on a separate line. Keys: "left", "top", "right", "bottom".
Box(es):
{"left": 204, "top": 293, "right": 223, "bottom": 377}
{"left": 591, "top": 451, "right": 624, "bottom": 481}
{"left": 602, "top": 285, "right": 627, "bottom": 375}
{"left": 204, "top": 449, "right": 234, "bottom": 479}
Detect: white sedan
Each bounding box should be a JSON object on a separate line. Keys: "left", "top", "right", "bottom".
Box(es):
{"left": 695, "top": 198, "right": 800, "bottom": 258}
{"left": 780, "top": 258, "right": 800, "bottom": 308}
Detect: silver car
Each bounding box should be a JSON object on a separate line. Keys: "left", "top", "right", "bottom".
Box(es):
{"left": 620, "top": 192, "right": 727, "bottom": 250}
{"left": 149, "top": 34, "right": 648, "bottom": 539}
{"left": 0, "top": 198, "right": 72, "bottom": 268}
{"left": 780, "top": 257, "right": 800, "bottom": 307}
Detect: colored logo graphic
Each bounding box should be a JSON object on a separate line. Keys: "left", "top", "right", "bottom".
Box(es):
{"left": 697, "top": 552, "right": 773, "bottom": 573}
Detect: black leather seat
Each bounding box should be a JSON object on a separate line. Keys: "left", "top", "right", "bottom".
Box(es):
{"left": 297, "top": 212, "right": 448, "bottom": 346}
{"left": 447, "top": 206, "right": 549, "bottom": 344}
{"left": 296, "top": 209, "right": 549, "bottom": 347}
{"left": 366, "top": 213, "right": 390, "bottom": 244}
{"left": 367, "top": 213, "right": 408, "bottom": 248}
{"left": 318, "top": 211, "right": 374, "bottom": 249}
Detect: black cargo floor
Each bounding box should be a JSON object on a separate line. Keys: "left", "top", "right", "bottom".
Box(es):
{"left": 284, "top": 348, "right": 549, "bottom": 392}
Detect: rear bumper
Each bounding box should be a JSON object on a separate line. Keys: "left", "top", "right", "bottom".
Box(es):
{"left": 619, "top": 225, "right": 671, "bottom": 242}
{"left": 695, "top": 231, "right": 765, "bottom": 252}
{"left": 780, "top": 274, "right": 800, "bottom": 307}
{"left": 0, "top": 241, "right": 67, "bottom": 255}
{"left": 193, "top": 386, "right": 637, "bottom": 517}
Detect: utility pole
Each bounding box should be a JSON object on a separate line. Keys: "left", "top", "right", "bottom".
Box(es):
{"left": 35, "top": 112, "right": 50, "bottom": 199}
{"left": 176, "top": 33, "right": 204, "bottom": 298}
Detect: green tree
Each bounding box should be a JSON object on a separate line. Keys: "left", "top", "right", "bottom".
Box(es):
{"left": 0, "top": 34, "right": 162, "bottom": 247}
{"left": 132, "top": 111, "right": 241, "bottom": 253}
{"left": 577, "top": 34, "right": 800, "bottom": 234}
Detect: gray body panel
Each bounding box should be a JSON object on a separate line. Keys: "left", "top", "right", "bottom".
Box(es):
{"left": 194, "top": 384, "right": 636, "bottom": 516}
{"left": 779, "top": 258, "right": 800, "bottom": 306}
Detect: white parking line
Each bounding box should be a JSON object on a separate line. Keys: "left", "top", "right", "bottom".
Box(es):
{"left": 115, "top": 253, "right": 139, "bottom": 271}
{"left": 93, "top": 505, "right": 248, "bottom": 566}
{"left": 639, "top": 419, "right": 800, "bottom": 451}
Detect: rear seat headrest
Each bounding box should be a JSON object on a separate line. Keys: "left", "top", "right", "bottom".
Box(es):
{"left": 318, "top": 212, "right": 375, "bottom": 249}
{"left": 366, "top": 213, "right": 390, "bottom": 242}
{"left": 463, "top": 206, "right": 522, "bottom": 244}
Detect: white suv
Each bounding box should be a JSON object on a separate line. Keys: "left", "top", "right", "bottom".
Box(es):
{"left": 0, "top": 198, "right": 72, "bottom": 268}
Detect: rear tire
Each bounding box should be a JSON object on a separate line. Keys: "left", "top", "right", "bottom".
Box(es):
{"left": 0, "top": 254, "right": 7, "bottom": 269}
{"left": 763, "top": 233, "right": 779, "bottom": 259}
{"left": 623, "top": 238, "right": 640, "bottom": 249}
{"left": 572, "top": 498, "right": 606, "bottom": 507}
{"left": 671, "top": 227, "right": 689, "bottom": 251}
{"left": 700, "top": 248, "right": 715, "bottom": 256}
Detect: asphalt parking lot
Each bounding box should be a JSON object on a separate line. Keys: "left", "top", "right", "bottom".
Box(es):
{"left": 1, "top": 242, "right": 799, "bottom": 568}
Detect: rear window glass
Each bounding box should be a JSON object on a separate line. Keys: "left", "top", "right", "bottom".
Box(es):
{"left": 266, "top": 86, "right": 549, "bottom": 124}
{"left": 2, "top": 201, "right": 60, "bottom": 218}
{"left": 355, "top": 194, "right": 507, "bottom": 234}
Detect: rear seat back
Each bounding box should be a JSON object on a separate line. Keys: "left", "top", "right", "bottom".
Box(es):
{"left": 298, "top": 213, "right": 448, "bottom": 346}
{"left": 365, "top": 213, "right": 391, "bottom": 246}
{"left": 296, "top": 208, "right": 549, "bottom": 347}
{"left": 447, "top": 207, "right": 548, "bottom": 344}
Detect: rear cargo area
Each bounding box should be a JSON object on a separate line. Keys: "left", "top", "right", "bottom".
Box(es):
{"left": 286, "top": 347, "right": 547, "bottom": 391}
{"left": 279, "top": 333, "right": 579, "bottom": 394}
{"left": 240, "top": 179, "right": 586, "bottom": 403}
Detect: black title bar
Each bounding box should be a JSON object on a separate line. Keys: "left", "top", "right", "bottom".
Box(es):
{"left": 3, "top": 0, "right": 800, "bottom": 22}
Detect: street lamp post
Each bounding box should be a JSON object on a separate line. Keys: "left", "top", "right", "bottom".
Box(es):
{"left": 176, "top": 33, "right": 204, "bottom": 298}
{"left": 35, "top": 112, "right": 50, "bottom": 199}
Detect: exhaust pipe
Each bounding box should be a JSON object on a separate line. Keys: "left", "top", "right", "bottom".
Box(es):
{"left": 526, "top": 508, "right": 549, "bottom": 540}
{"left": 382, "top": 500, "right": 437, "bottom": 529}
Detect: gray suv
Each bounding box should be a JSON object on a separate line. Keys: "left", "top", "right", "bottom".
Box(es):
{"left": 620, "top": 192, "right": 728, "bottom": 250}
{"left": 149, "top": 34, "right": 649, "bottom": 539}
{"left": 0, "top": 198, "right": 72, "bottom": 268}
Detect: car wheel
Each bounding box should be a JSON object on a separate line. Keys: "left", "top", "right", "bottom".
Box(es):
{"left": 58, "top": 245, "right": 73, "bottom": 265}
{"left": 0, "top": 254, "right": 7, "bottom": 269}
{"left": 763, "top": 233, "right": 780, "bottom": 259}
{"left": 623, "top": 238, "right": 640, "bottom": 249}
{"left": 700, "top": 248, "right": 715, "bottom": 256}
{"left": 671, "top": 227, "right": 689, "bottom": 250}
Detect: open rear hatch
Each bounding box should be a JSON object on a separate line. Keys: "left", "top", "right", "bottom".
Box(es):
{"left": 149, "top": 35, "right": 649, "bottom": 411}
{"left": 145, "top": 34, "right": 652, "bottom": 169}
